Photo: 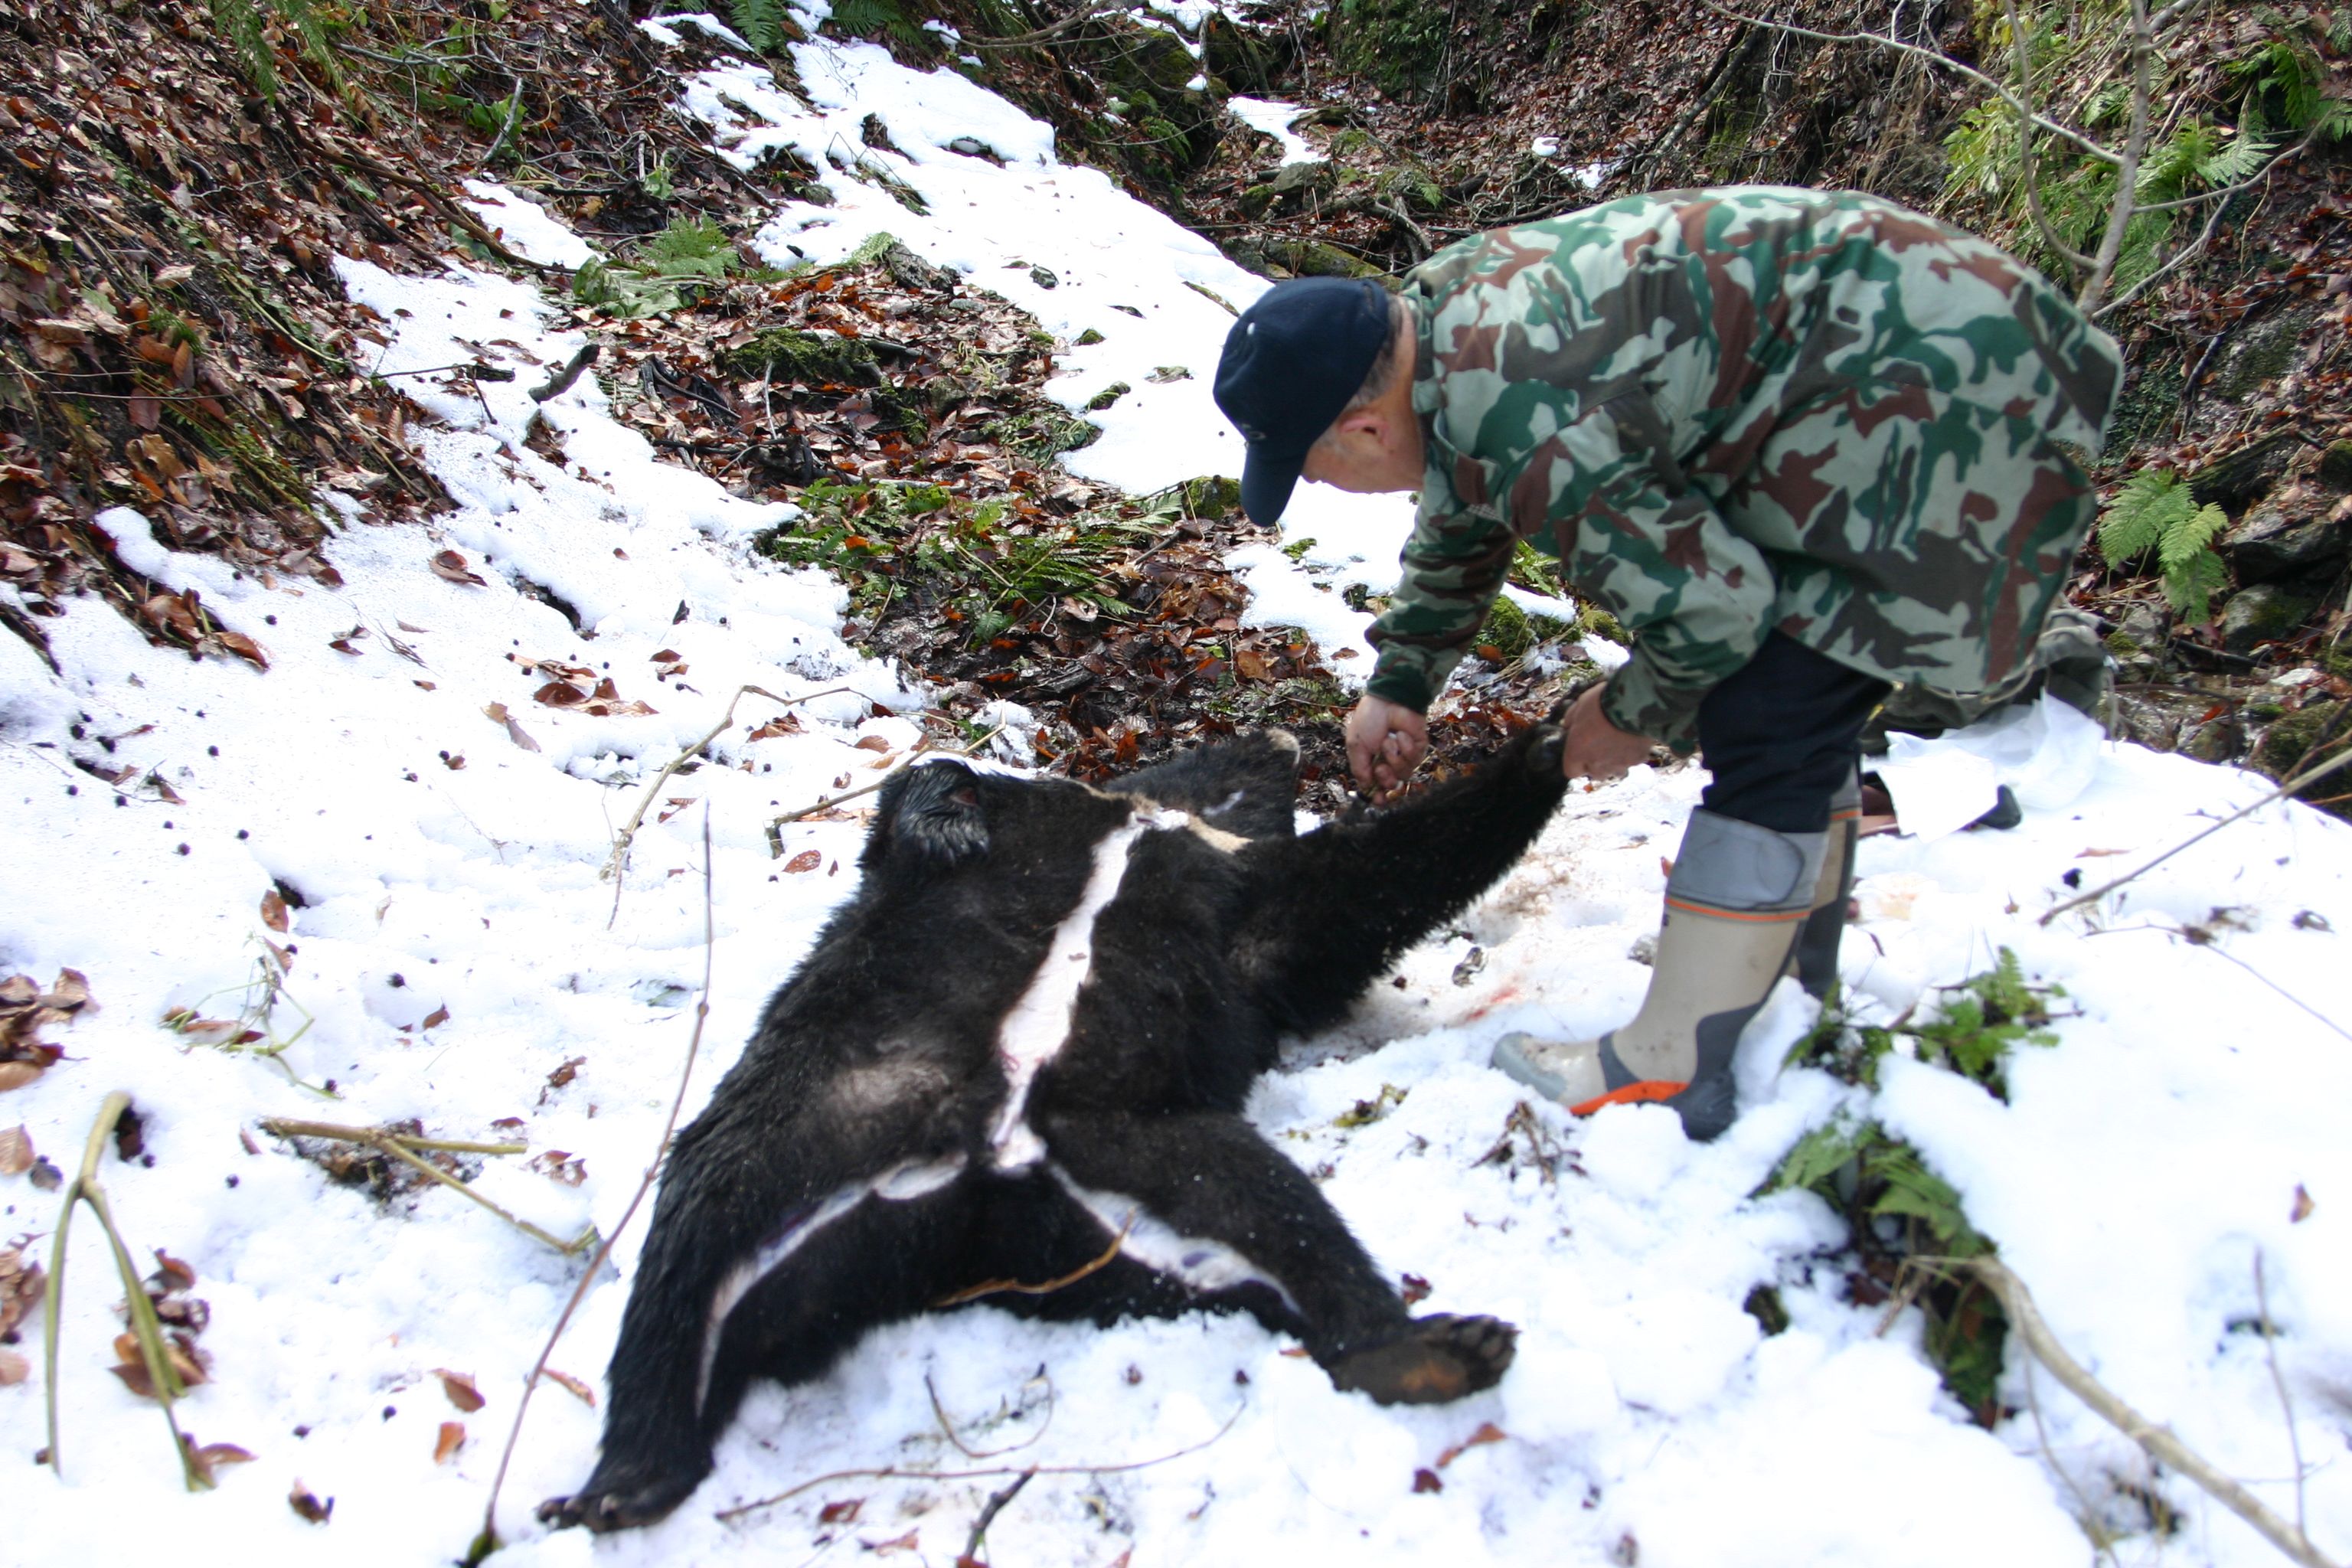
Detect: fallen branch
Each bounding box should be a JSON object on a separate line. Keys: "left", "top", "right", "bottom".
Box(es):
{"left": 603, "top": 681, "right": 854, "bottom": 928}
{"left": 1974, "top": 1257, "right": 2345, "bottom": 1568}
{"left": 528, "top": 344, "right": 600, "bottom": 403}
{"left": 2040, "top": 739, "right": 2352, "bottom": 925}
{"left": 44, "top": 1092, "right": 207, "bottom": 1491}
{"left": 714, "top": 1399, "right": 1247, "bottom": 1523}
{"left": 469, "top": 809, "right": 720, "bottom": 1566}
{"left": 258, "top": 1118, "right": 590, "bottom": 1254}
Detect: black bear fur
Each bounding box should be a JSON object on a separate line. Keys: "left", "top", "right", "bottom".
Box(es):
{"left": 541, "top": 717, "right": 1570, "bottom": 1533}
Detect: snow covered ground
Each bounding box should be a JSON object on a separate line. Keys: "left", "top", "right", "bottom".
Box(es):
{"left": 5, "top": 11, "right": 2351, "bottom": 1566}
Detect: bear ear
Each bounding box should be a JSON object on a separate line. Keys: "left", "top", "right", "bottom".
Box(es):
{"left": 867, "top": 760, "right": 990, "bottom": 870}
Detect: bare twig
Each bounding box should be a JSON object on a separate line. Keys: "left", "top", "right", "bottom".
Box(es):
{"left": 2004, "top": 0, "right": 2096, "bottom": 279}
{"left": 2074, "top": 0, "right": 2156, "bottom": 312}
{"left": 1975, "top": 1258, "right": 2345, "bottom": 1568}
{"left": 926, "top": 1370, "right": 1056, "bottom": 1460}
{"left": 961, "top": 1468, "right": 1037, "bottom": 1565}
{"left": 470, "top": 809, "right": 720, "bottom": 1565}
{"left": 934, "top": 1211, "right": 1135, "bottom": 1308}
{"left": 2167, "top": 927, "right": 2352, "bottom": 1045}
{"left": 603, "top": 682, "right": 853, "bottom": 926}
{"left": 44, "top": 1092, "right": 207, "bottom": 1491}
{"left": 714, "top": 1400, "right": 1247, "bottom": 1523}
{"left": 1690, "top": 0, "right": 2122, "bottom": 165}
{"left": 257, "top": 1118, "right": 527, "bottom": 1155}
{"left": 2040, "top": 740, "right": 2352, "bottom": 924}
{"left": 2255, "top": 1250, "right": 2311, "bottom": 1539}
{"left": 260, "top": 1118, "right": 591, "bottom": 1253}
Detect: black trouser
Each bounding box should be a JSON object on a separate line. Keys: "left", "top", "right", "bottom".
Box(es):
{"left": 1693, "top": 633, "right": 1889, "bottom": 835}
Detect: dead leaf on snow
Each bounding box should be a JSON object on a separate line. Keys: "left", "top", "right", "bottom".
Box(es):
{"left": 1413, "top": 1468, "right": 1443, "bottom": 1494}
{"left": 1435, "top": 1421, "right": 1508, "bottom": 1469}
{"left": 2292, "top": 1184, "right": 2315, "bottom": 1223}
{"left": 818, "top": 1498, "right": 863, "bottom": 1524}
{"left": 421, "top": 1004, "right": 450, "bottom": 1031}
{"left": 0, "top": 1125, "right": 30, "bottom": 1175}
{"left": 260, "top": 889, "right": 289, "bottom": 933}
{"left": 784, "top": 850, "right": 824, "bottom": 874}
{"left": 0, "top": 1348, "right": 28, "bottom": 1386}
{"left": 181, "top": 1435, "right": 257, "bottom": 1484}
{"left": 852, "top": 735, "right": 891, "bottom": 752}
{"left": 430, "top": 550, "right": 488, "bottom": 587}
{"left": 433, "top": 1369, "right": 485, "bottom": 1413}
{"left": 0, "top": 1063, "right": 44, "bottom": 1093}
{"left": 539, "top": 1367, "right": 596, "bottom": 1406}
{"left": 866, "top": 1530, "right": 920, "bottom": 1555}
{"left": 289, "top": 1479, "right": 334, "bottom": 1523}
{"left": 0, "top": 1247, "right": 45, "bottom": 1337}
{"left": 435, "top": 1421, "right": 466, "bottom": 1464}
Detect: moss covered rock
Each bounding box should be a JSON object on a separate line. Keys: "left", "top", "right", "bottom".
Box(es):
{"left": 2217, "top": 583, "right": 2318, "bottom": 654}
{"left": 724, "top": 328, "right": 882, "bottom": 387}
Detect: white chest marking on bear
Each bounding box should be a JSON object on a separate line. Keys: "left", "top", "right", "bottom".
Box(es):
{"left": 697, "top": 1153, "right": 965, "bottom": 1413}
{"left": 1048, "top": 1165, "right": 1298, "bottom": 1312}
{"left": 987, "top": 808, "right": 1182, "bottom": 1169}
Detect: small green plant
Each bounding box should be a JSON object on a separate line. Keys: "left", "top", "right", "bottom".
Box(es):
{"left": 828, "top": 0, "right": 923, "bottom": 46}
{"left": 1761, "top": 1116, "right": 2007, "bottom": 1417}
{"left": 2098, "top": 469, "right": 2229, "bottom": 625}
{"left": 574, "top": 217, "right": 750, "bottom": 318}
{"left": 162, "top": 943, "right": 333, "bottom": 1096}
{"left": 1787, "top": 949, "right": 2061, "bottom": 1098}
{"left": 2226, "top": 31, "right": 2352, "bottom": 139}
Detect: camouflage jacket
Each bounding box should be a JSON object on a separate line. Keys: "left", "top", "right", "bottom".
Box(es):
{"left": 1364, "top": 187, "right": 2124, "bottom": 746}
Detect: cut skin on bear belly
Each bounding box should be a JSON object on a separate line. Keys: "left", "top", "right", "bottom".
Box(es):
{"left": 697, "top": 803, "right": 1282, "bottom": 1413}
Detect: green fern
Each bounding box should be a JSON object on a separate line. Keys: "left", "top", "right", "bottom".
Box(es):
{"left": 635, "top": 217, "right": 738, "bottom": 280}
{"left": 205, "top": 0, "right": 347, "bottom": 101}
{"left": 829, "top": 0, "right": 922, "bottom": 44}
{"left": 730, "top": 0, "right": 794, "bottom": 53}
{"left": 2099, "top": 469, "right": 2231, "bottom": 624}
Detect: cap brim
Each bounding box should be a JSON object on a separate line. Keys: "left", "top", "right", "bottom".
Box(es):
{"left": 1240, "top": 443, "right": 1307, "bottom": 528}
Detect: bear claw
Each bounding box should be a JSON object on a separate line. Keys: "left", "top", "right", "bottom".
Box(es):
{"left": 1328, "top": 1313, "right": 1518, "bottom": 1405}
{"left": 538, "top": 1467, "right": 705, "bottom": 1534}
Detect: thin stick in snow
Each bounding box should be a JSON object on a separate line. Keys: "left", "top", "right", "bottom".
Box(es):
{"left": 2039, "top": 740, "right": 2352, "bottom": 926}
{"left": 1973, "top": 1258, "right": 2346, "bottom": 1568}
{"left": 2254, "top": 1250, "right": 2311, "bottom": 1540}
{"left": 469, "top": 809, "right": 719, "bottom": 1565}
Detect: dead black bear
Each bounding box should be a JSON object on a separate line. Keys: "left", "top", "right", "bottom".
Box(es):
{"left": 541, "top": 717, "right": 1570, "bottom": 1532}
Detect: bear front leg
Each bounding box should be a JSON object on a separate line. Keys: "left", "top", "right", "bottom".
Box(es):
{"left": 537, "top": 1209, "right": 732, "bottom": 1533}
{"left": 1035, "top": 1109, "right": 1514, "bottom": 1403}
{"left": 1229, "top": 716, "right": 1569, "bottom": 1032}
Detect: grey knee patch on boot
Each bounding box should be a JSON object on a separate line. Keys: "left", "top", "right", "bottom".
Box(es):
{"left": 1668, "top": 811, "right": 1828, "bottom": 914}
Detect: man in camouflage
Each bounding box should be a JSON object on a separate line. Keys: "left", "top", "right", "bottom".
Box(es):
{"left": 1213, "top": 187, "right": 2122, "bottom": 1142}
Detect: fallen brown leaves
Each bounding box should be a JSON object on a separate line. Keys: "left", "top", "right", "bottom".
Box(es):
{"left": 109, "top": 1250, "right": 213, "bottom": 1401}
{"left": 0, "top": 967, "right": 93, "bottom": 1089}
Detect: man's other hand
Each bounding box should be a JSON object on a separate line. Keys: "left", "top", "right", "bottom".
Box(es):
{"left": 1560, "top": 681, "right": 1652, "bottom": 782}
{"left": 1345, "top": 694, "right": 1429, "bottom": 801}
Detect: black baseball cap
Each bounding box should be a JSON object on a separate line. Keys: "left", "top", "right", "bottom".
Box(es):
{"left": 1213, "top": 277, "right": 1394, "bottom": 525}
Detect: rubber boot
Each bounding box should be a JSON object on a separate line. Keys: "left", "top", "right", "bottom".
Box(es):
{"left": 1787, "top": 769, "right": 1860, "bottom": 1001}
{"left": 1491, "top": 810, "right": 1827, "bottom": 1142}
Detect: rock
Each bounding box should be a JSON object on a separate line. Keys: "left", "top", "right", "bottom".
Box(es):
{"left": 1029, "top": 265, "right": 1059, "bottom": 289}
{"left": 2210, "top": 303, "right": 2316, "bottom": 401}
{"left": 1270, "top": 160, "right": 1332, "bottom": 197}
{"left": 2189, "top": 430, "right": 2297, "bottom": 511}
{"left": 2216, "top": 583, "right": 2318, "bottom": 654}
{"left": 2181, "top": 714, "right": 2244, "bottom": 762}
{"left": 1203, "top": 12, "right": 1289, "bottom": 93}
{"left": 2112, "top": 691, "right": 2185, "bottom": 752}
{"left": 2255, "top": 698, "right": 2347, "bottom": 774}
{"left": 2219, "top": 502, "right": 2347, "bottom": 583}
{"left": 2320, "top": 440, "right": 2352, "bottom": 493}
{"left": 1236, "top": 184, "right": 1278, "bottom": 220}
{"left": 880, "top": 242, "right": 957, "bottom": 294}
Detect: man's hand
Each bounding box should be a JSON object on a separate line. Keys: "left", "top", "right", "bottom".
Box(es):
{"left": 1558, "top": 681, "right": 1652, "bottom": 782}
{"left": 1345, "top": 694, "right": 1429, "bottom": 801}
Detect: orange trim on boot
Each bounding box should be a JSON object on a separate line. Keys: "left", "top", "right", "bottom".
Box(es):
{"left": 1568, "top": 1079, "right": 1690, "bottom": 1116}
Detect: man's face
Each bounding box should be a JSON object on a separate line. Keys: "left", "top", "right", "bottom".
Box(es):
{"left": 1299, "top": 411, "right": 1425, "bottom": 495}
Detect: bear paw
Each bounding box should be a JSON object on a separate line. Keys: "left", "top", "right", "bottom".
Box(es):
{"left": 537, "top": 1462, "right": 707, "bottom": 1534}
{"left": 1328, "top": 1313, "right": 1518, "bottom": 1404}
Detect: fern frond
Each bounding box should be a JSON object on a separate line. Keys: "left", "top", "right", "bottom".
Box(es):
{"left": 2099, "top": 469, "right": 2186, "bottom": 564}
{"left": 2197, "top": 129, "right": 2276, "bottom": 189}
{"left": 730, "top": 0, "right": 791, "bottom": 53}
{"left": 2157, "top": 497, "right": 2228, "bottom": 570}
{"left": 209, "top": 0, "right": 278, "bottom": 98}
{"left": 2163, "top": 545, "right": 2229, "bottom": 626}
